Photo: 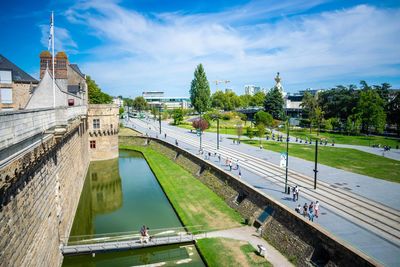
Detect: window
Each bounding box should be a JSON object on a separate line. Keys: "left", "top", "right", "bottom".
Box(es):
{"left": 0, "top": 70, "right": 12, "bottom": 83}
{"left": 93, "top": 119, "right": 100, "bottom": 129}
{"left": 90, "top": 140, "right": 96, "bottom": 149}
{"left": 0, "top": 88, "right": 13, "bottom": 104}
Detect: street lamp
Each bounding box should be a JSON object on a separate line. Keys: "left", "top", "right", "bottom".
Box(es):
{"left": 211, "top": 114, "right": 220, "bottom": 150}
{"left": 158, "top": 105, "right": 162, "bottom": 135}
{"left": 313, "top": 138, "right": 318, "bottom": 189}
{"left": 284, "top": 119, "right": 290, "bottom": 194}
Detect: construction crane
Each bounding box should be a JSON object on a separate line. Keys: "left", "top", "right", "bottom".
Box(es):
{"left": 214, "top": 80, "right": 231, "bottom": 91}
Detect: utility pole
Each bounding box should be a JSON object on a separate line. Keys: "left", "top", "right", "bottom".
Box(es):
{"left": 158, "top": 105, "right": 162, "bottom": 135}
{"left": 217, "top": 118, "right": 220, "bottom": 150}
{"left": 199, "top": 112, "right": 203, "bottom": 152}
{"left": 313, "top": 138, "right": 318, "bottom": 189}
{"left": 284, "top": 119, "right": 290, "bottom": 194}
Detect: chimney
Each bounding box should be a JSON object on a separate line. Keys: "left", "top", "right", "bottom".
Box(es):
{"left": 39, "top": 50, "right": 52, "bottom": 79}
{"left": 55, "top": 51, "right": 68, "bottom": 79}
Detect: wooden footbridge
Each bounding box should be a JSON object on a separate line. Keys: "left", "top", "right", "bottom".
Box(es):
{"left": 61, "top": 226, "right": 204, "bottom": 255}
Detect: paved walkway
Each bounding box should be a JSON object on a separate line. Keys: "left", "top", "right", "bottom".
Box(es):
{"left": 196, "top": 226, "right": 293, "bottom": 267}
{"left": 127, "top": 118, "right": 400, "bottom": 266}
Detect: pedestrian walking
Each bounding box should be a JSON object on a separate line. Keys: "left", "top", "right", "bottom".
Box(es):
{"left": 303, "top": 203, "right": 308, "bottom": 217}
{"left": 238, "top": 170, "right": 241, "bottom": 179}
{"left": 218, "top": 154, "right": 221, "bottom": 162}
{"left": 164, "top": 133, "right": 167, "bottom": 138}
{"left": 314, "top": 201, "right": 320, "bottom": 218}
{"left": 175, "top": 139, "right": 179, "bottom": 146}
{"left": 295, "top": 186, "right": 299, "bottom": 201}
{"left": 308, "top": 208, "right": 314, "bottom": 222}
{"left": 292, "top": 186, "right": 296, "bottom": 201}
{"left": 229, "top": 160, "right": 233, "bottom": 171}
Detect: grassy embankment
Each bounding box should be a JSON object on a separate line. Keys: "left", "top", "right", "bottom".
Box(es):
{"left": 240, "top": 139, "right": 400, "bottom": 183}
{"left": 277, "top": 128, "right": 400, "bottom": 147}
{"left": 118, "top": 144, "right": 272, "bottom": 266}
{"left": 177, "top": 119, "right": 252, "bottom": 136}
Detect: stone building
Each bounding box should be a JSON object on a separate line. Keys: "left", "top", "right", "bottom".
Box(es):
{"left": 25, "top": 51, "right": 87, "bottom": 109}
{"left": 87, "top": 104, "right": 119, "bottom": 161}
{"left": 0, "top": 54, "right": 38, "bottom": 111}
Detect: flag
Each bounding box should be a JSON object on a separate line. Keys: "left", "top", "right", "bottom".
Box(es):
{"left": 48, "top": 13, "right": 54, "bottom": 51}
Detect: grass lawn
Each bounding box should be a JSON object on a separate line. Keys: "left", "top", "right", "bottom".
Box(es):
{"left": 240, "top": 139, "right": 400, "bottom": 183}
{"left": 277, "top": 128, "right": 400, "bottom": 148}
{"left": 197, "top": 238, "right": 272, "bottom": 267}
{"left": 119, "top": 126, "right": 141, "bottom": 137}
{"left": 119, "top": 145, "right": 244, "bottom": 233}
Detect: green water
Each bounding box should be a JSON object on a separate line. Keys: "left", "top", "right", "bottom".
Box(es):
{"left": 62, "top": 150, "right": 205, "bottom": 266}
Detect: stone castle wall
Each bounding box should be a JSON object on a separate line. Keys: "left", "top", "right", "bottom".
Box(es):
{"left": 0, "top": 118, "right": 89, "bottom": 267}
{"left": 119, "top": 136, "right": 381, "bottom": 267}
{"left": 88, "top": 104, "right": 119, "bottom": 161}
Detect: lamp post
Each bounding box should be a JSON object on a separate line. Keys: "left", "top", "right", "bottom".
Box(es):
{"left": 212, "top": 115, "right": 220, "bottom": 150}
{"left": 284, "top": 119, "right": 290, "bottom": 193}
{"left": 313, "top": 138, "right": 318, "bottom": 189}
{"left": 158, "top": 105, "right": 162, "bottom": 135}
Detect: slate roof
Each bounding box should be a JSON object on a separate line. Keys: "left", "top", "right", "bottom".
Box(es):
{"left": 69, "top": 64, "right": 85, "bottom": 78}
{"left": 0, "top": 54, "right": 38, "bottom": 83}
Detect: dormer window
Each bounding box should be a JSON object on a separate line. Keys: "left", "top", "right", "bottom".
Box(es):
{"left": 0, "top": 70, "right": 12, "bottom": 84}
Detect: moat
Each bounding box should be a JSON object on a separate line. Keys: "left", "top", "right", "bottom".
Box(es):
{"left": 62, "top": 149, "right": 205, "bottom": 266}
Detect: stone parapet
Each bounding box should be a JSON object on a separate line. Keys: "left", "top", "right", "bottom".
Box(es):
{"left": 0, "top": 106, "right": 87, "bottom": 151}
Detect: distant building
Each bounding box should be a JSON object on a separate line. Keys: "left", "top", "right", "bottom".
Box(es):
{"left": 0, "top": 54, "right": 39, "bottom": 112}
{"left": 25, "top": 51, "right": 87, "bottom": 109}
{"left": 142, "top": 91, "right": 190, "bottom": 109}
{"left": 244, "top": 85, "right": 266, "bottom": 96}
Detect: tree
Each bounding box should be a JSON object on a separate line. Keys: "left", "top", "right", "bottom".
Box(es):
{"left": 119, "top": 107, "right": 124, "bottom": 115}
{"left": 189, "top": 64, "right": 211, "bottom": 114}
{"left": 256, "top": 123, "right": 265, "bottom": 146}
{"left": 357, "top": 89, "right": 386, "bottom": 134}
{"left": 264, "top": 88, "right": 284, "bottom": 120}
{"left": 192, "top": 118, "right": 209, "bottom": 131}
{"left": 314, "top": 106, "right": 325, "bottom": 135}
{"left": 387, "top": 91, "right": 400, "bottom": 135}
{"left": 87, "top": 76, "right": 113, "bottom": 104}
{"left": 211, "top": 91, "right": 241, "bottom": 111}
{"left": 172, "top": 109, "right": 184, "bottom": 125}
{"left": 132, "top": 96, "right": 147, "bottom": 111}
{"left": 254, "top": 111, "right": 273, "bottom": 128}
{"left": 250, "top": 92, "right": 266, "bottom": 107}
{"left": 236, "top": 123, "right": 243, "bottom": 141}
{"left": 239, "top": 94, "right": 252, "bottom": 108}
{"left": 300, "top": 91, "right": 317, "bottom": 133}
{"left": 246, "top": 126, "right": 254, "bottom": 140}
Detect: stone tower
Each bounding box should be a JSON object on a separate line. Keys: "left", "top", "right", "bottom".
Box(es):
{"left": 55, "top": 52, "right": 68, "bottom": 79}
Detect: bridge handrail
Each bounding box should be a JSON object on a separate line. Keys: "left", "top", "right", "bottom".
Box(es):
{"left": 61, "top": 225, "right": 206, "bottom": 246}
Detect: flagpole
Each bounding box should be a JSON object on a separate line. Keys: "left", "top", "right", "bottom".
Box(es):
{"left": 52, "top": 11, "right": 55, "bottom": 108}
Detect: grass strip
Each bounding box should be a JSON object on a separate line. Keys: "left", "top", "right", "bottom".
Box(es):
{"left": 119, "top": 145, "right": 244, "bottom": 233}
{"left": 197, "top": 238, "right": 272, "bottom": 267}
{"left": 240, "top": 139, "right": 400, "bottom": 183}
{"left": 277, "top": 128, "right": 400, "bottom": 147}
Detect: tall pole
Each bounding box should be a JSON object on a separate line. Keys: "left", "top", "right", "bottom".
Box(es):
{"left": 217, "top": 119, "right": 220, "bottom": 150}
{"left": 284, "top": 119, "right": 289, "bottom": 193}
{"left": 51, "top": 11, "right": 55, "bottom": 108}
{"left": 199, "top": 112, "right": 202, "bottom": 152}
{"left": 314, "top": 138, "right": 318, "bottom": 189}
{"left": 158, "top": 105, "right": 161, "bottom": 134}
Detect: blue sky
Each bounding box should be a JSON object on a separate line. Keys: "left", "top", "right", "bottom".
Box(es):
{"left": 1, "top": 0, "right": 400, "bottom": 97}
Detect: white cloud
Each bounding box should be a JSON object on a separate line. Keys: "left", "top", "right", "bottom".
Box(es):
{"left": 65, "top": 1, "right": 400, "bottom": 96}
